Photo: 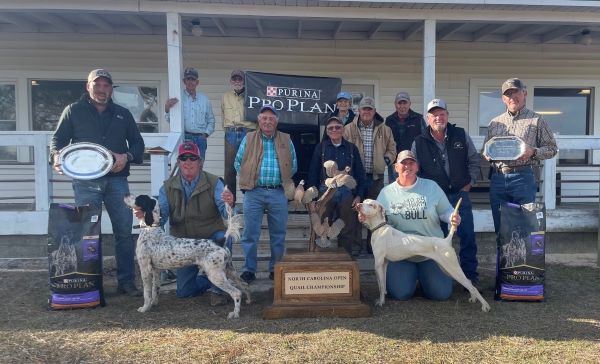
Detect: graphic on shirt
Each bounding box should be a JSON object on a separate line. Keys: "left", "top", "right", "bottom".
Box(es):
{"left": 389, "top": 195, "right": 427, "bottom": 220}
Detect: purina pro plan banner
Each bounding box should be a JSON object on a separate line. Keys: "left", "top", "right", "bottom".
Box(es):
{"left": 245, "top": 71, "right": 342, "bottom": 126}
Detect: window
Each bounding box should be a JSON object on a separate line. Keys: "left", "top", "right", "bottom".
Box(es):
{"left": 30, "top": 79, "right": 159, "bottom": 133}
{"left": 0, "top": 83, "right": 16, "bottom": 160}
{"left": 477, "top": 89, "right": 505, "bottom": 136}
{"left": 533, "top": 88, "right": 592, "bottom": 165}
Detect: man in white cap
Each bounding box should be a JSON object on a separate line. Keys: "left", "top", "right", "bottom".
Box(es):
{"left": 50, "top": 68, "right": 145, "bottom": 296}
{"left": 165, "top": 67, "right": 216, "bottom": 159}
{"left": 221, "top": 69, "right": 255, "bottom": 200}
{"left": 385, "top": 91, "right": 426, "bottom": 183}
{"left": 412, "top": 98, "right": 481, "bottom": 284}
{"left": 483, "top": 78, "right": 557, "bottom": 236}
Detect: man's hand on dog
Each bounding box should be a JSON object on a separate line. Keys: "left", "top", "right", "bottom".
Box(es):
{"left": 133, "top": 207, "right": 144, "bottom": 219}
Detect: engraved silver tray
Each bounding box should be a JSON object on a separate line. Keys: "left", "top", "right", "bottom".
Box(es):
{"left": 484, "top": 136, "right": 526, "bottom": 161}
{"left": 59, "top": 142, "right": 114, "bottom": 180}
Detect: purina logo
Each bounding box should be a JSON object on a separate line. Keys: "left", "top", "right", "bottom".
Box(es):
{"left": 266, "top": 85, "right": 321, "bottom": 100}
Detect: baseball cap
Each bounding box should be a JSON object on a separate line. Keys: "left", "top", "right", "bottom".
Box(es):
{"left": 230, "top": 69, "right": 244, "bottom": 79}
{"left": 396, "top": 150, "right": 417, "bottom": 163}
{"left": 183, "top": 67, "right": 199, "bottom": 80}
{"left": 87, "top": 69, "right": 112, "bottom": 84}
{"left": 427, "top": 98, "right": 448, "bottom": 113}
{"left": 259, "top": 104, "right": 278, "bottom": 116}
{"left": 501, "top": 78, "right": 526, "bottom": 94}
{"left": 325, "top": 116, "right": 343, "bottom": 126}
{"left": 336, "top": 91, "right": 352, "bottom": 101}
{"left": 358, "top": 97, "right": 376, "bottom": 109}
{"left": 394, "top": 92, "right": 411, "bottom": 103}
{"left": 178, "top": 141, "right": 201, "bottom": 158}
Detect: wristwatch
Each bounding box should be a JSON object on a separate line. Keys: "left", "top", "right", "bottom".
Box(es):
{"left": 126, "top": 152, "right": 134, "bottom": 162}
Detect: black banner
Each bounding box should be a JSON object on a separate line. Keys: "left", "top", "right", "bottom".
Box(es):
{"left": 245, "top": 71, "right": 341, "bottom": 126}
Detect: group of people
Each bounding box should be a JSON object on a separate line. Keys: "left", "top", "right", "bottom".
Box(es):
{"left": 50, "top": 67, "right": 557, "bottom": 306}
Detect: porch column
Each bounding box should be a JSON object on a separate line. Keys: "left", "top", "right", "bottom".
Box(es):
{"left": 166, "top": 12, "right": 184, "bottom": 135}
{"left": 422, "top": 19, "right": 436, "bottom": 115}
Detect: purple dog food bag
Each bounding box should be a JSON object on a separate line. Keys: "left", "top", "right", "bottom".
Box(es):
{"left": 495, "top": 202, "right": 546, "bottom": 301}
{"left": 47, "top": 203, "right": 105, "bottom": 309}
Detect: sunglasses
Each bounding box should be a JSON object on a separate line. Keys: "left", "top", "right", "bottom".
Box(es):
{"left": 327, "top": 125, "right": 343, "bottom": 131}
{"left": 178, "top": 155, "right": 200, "bottom": 162}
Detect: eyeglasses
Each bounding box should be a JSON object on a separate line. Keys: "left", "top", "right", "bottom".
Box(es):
{"left": 327, "top": 125, "right": 343, "bottom": 131}
{"left": 184, "top": 77, "right": 197, "bottom": 81}
{"left": 178, "top": 155, "right": 200, "bottom": 162}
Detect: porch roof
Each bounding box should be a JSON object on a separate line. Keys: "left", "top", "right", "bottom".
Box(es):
{"left": 2, "top": 1, "right": 600, "bottom": 44}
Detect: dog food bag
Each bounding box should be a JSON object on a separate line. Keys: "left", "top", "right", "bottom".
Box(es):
{"left": 47, "top": 203, "right": 105, "bottom": 309}
{"left": 495, "top": 202, "right": 546, "bottom": 301}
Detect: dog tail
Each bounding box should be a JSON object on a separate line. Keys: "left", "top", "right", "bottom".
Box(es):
{"left": 448, "top": 197, "right": 463, "bottom": 238}
{"left": 224, "top": 200, "right": 243, "bottom": 246}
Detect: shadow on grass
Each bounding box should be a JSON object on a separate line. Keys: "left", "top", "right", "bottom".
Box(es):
{"left": 1, "top": 264, "right": 599, "bottom": 344}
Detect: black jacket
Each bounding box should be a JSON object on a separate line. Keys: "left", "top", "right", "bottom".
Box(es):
{"left": 306, "top": 138, "right": 366, "bottom": 198}
{"left": 50, "top": 94, "right": 145, "bottom": 177}
{"left": 385, "top": 109, "right": 425, "bottom": 154}
{"left": 413, "top": 124, "right": 470, "bottom": 193}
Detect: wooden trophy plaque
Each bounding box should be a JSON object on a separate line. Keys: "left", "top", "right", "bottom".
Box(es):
{"left": 263, "top": 183, "right": 372, "bottom": 319}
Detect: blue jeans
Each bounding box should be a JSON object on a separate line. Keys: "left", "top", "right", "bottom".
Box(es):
{"left": 185, "top": 133, "right": 208, "bottom": 159}
{"left": 72, "top": 176, "right": 134, "bottom": 287}
{"left": 176, "top": 230, "right": 228, "bottom": 298}
{"left": 241, "top": 187, "right": 288, "bottom": 273}
{"left": 441, "top": 190, "right": 478, "bottom": 282}
{"left": 489, "top": 169, "right": 537, "bottom": 234}
{"left": 224, "top": 128, "right": 250, "bottom": 197}
{"left": 386, "top": 259, "right": 453, "bottom": 300}
{"left": 388, "top": 164, "right": 398, "bottom": 184}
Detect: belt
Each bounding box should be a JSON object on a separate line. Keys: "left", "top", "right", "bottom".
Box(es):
{"left": 186, "top": 132, "right": 208, "bottom": 136}
{"left": 492, "top": 165, "right": 533, "bottom": 175}
{"left": 225, "top": 127, "right": 249, "bottom": 132}
{"left": 257, "top": 185, "right": 282, "bottom": 189}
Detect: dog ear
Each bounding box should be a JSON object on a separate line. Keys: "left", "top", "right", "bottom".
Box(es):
{"left": 135, "top": 195, "right": 157, "bottom": 226}
{"left": 375, "top": 201, "right": 386, "bottom": 221}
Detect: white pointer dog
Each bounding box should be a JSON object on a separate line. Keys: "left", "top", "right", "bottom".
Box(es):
{"left": 357, "top": 199, "right": 490, "bottom": 312}
{"left": 124, "top": 194, "right": 251, "bottom": 319}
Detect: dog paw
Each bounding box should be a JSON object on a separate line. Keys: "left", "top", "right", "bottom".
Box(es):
{"left": 137, "top": 306, "right": 149, "bottom": 313}
{"left": 481, "top": 303, "right": 491, "bottom": 312}
{"left": 374, "top": 299, "right": 384, "bottom": 307}
{"left": 227, "top": 311, "right": 240, "bottom": 319}
{"left": 469, "top": 296, "right": 477, "bottom": 303}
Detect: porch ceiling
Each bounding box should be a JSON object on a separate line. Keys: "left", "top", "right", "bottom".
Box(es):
{"left": 1, "top": 8, "right": 600, "bottom": 45}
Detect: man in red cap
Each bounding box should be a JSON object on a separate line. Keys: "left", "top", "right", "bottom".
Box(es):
{"left": 156, "top": 141, "right": 235, "bottom": 305}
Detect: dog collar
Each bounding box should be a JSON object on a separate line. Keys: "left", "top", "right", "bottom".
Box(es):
{"left": 133, "top": 224, "right": 160, "bottom": 229}
{"left": 370, "top": 222, "right": 386, "bottom": 232}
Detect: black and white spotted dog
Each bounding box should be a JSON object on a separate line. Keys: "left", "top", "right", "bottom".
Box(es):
{"left": 124, "top": 194, "right": 251, "bottom": 319}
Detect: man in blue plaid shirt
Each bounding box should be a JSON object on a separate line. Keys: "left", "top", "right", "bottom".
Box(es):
{"left": 234, "top": 105, "right": 297, "bottom": 283}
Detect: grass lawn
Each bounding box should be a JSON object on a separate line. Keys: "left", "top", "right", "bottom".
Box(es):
{"left": 1, "top": 263, "right": 599, "bottom": 363}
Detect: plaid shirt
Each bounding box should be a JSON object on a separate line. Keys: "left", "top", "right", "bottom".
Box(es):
{"left": 359, "top": 120, "right": 375, "bottom": 173}
{"left": 484, "top": 107, "right": 558, "bottom": 168}
{"left": 234, "top": 133, "right": 298, "bottom": 186}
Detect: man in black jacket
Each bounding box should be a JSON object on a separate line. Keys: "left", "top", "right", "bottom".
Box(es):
{"left": 411, "top": 98, "right": 481, "bottom": 284}
{"left": 50, "top": 69, "right": 145, "bottom": 296}
{"left": 385, "top": 92, "right": 426, "bottom": 183}
{"left": 307, "top": 116, "right": 366, "bottom": 256}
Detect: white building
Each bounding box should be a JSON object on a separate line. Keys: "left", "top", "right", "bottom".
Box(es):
{"left": 1, "top": 0, "right": 600, "bottom": 235}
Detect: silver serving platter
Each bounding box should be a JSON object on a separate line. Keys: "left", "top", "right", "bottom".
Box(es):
{"left": 484, "top": 136, "right": 526, "bottom": 161}
{"left": 59, "top": 142, "right": 114, "bottom": 180}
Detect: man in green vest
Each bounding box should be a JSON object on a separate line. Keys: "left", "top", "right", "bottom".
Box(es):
{"left": 157, "top": 141, "right": 236, "bottom": 304}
